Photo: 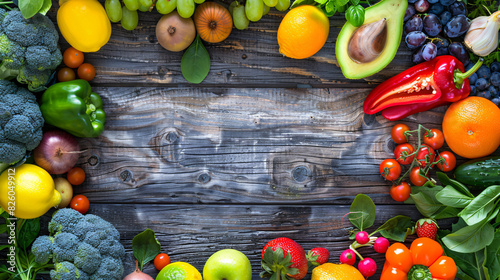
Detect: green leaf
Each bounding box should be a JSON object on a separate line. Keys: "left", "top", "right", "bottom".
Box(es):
{"left": 0, "top": 224, "right": 6, "bottom": 235}
{"left": 38, "top": 0, "right": 52, "bottom": 15}
{"left": 17, "top": 218, "right": 40, "bottom": 249}
{"left": 405, "top": 184, "right": 443, "bottom": 204}
{"left": 350, "top": 0, "right": 359, "bottom": 5}
{"left": 374, "top": 215, "right": 414, "bottom": 242}
{"left": 132, "top": 229, "right": 161, "bottom": 271}
{"left": 433, "top": 206, "right": 461, "bottom": 219}
{"left": 18, "top": 0, "right": 44, "bottom": 19}
{"left": 263, "top": 247, "right": 274, "bottom": 266}
{"left": 436, "top": 186, "right": 473, "bottom": 208}
{"left": 0, "top": 207, "right": 4, "bottom": 216}
{"left": 0, "top": 245, "right": 9, "bottom": 252}
{"left": 181, "top": 35, "right": 210, "bottom": 84}
{"left": 437, "top": 172, "right": 473, "bottom": 198}
{"left": 442, "top": 218, "right": 496, "bottom": 253}
{"left": 291, "top": 0, "right": 315, "bottom": 9}
{"left": 324, "top": 0, "right": 336, "bottom": 17}
{"left": 334, "top": 0, "right": 348, "bottom": 7}
{"left": 314, "top": 0, "right": 328, "bottom": 4}
{"left": 410, "top": 192, "right": 444, "bottom": 218}
{"left": 459, "top": 185, "right": 500, "bottom": 226}
{"left": 349, "top": 194, "right": 376, "bottom": 231}
{"left": 483, "top": 230, "right": 500, "bottom": 280}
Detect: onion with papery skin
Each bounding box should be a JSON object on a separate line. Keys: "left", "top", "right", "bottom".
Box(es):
{"left": 34, "top": 130, "right": 80, "bottom": 175}
{"left": 348, "top": 18, "right": 387, "bottom": 63}
{"left": 123, "top": 261, "right": 154, "bottom": 280}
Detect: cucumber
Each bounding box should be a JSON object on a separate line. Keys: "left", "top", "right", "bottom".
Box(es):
{"left": 454, "top": 156, "right": 500, "bottom": 188}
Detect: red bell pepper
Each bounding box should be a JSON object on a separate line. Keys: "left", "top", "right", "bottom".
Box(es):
{"left": 363, "top": 56, "right": 483, "bottom": 121}
{"left": 381, "top": 237, "right": 457, "bottom": 280}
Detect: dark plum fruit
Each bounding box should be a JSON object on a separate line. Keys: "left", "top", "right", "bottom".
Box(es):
{"left": 423, "top": 14, "right": 442, "bottom": 36}
{"left": 404, "top": 5, "right": 416, "bottom": 22}
{"left": 421, "top": 42, "right": 437, "bottom": 61}
{"left": 429, "top": 3, "right": 444, "bottom": 15}
{"left": 475, "top": 78, "right": 490, "bottom": 91}
{"left": 437, "top": 47, "right": 449, "bottom": 56}
{"left": 477, "top": 65, "right": 491, "bottom": 79}
{"left": 448, "top": 42, "right": 470, "bottom": 66}
{"left": 412, "top": 46, "right": 425, "bottom": 64}
{"left": 448, "top": 1, "right": 466, "bottom": 16}
{"left": 414, "top": 0, "right": 429, "bottom": 13}
{"left": 468, "top": 72, "right": 478, "bottom": 85}
{"left": 490, "top": 71, "right": 500, "bottom": 87}
{"left": 440, "top": 11, "right": 453, "bottom": 25}
{"left": 490, "top": 61, "right": 500, "bottom": 72}
{"left": 440, "top": 0, "right": 456, "bottom": 5}
{"left": 405, "top": 31, "right": 427, "bottom": 49}
{"left": 444, "top": 15, "right": 470, "bottom": 38}
{"left": 405, "top": 14, "right": 423, "bottom": 34}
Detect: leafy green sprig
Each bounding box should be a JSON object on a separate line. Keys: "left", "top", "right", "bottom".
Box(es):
{"left": 291, "top": 0, "right": 365, "bottom": 25}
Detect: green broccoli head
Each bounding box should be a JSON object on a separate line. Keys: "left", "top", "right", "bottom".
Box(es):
{"left": 89, "top": 257, "right": 124, "bottom": 280}
{"left": 31, "top": 235, "right": 54, "bottom": 264}
{"left": 73, "top": 214, "right": 120, "bottom": 241}
{"left": 48, "top": 208, "right": 84, "bottom": 235}
{"left": 0, "top": 10, "right": 61, "bottom": 92}
{"left": 50, "top": 261, "right": 89, "bottom": 280}
{"left": 53, "top": 233, "right": 79, "bottom": 263}
{"left": 97, "top": 238, "right": 125, "bottom": 260}
{"left": 74, "top": 243, "right": 101, "bottom": 275}
{"left": 0, "top": 80, "right": 44, "bottom": 166}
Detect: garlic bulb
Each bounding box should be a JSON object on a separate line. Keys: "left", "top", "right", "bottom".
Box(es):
{"left": 464, "top": 11, "right": 500, "bottom": 57}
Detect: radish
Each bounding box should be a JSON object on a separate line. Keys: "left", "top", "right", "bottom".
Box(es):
{"left": 123, "top": 261, "right": 154, "bottom": 280}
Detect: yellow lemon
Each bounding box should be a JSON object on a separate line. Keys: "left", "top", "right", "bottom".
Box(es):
{"left": 156, "top": 262, "right": 202, "bottom": 280}
{"left": 0, "top": 164, "right": 61, "bottom": 219}
{"left": 57, "top": 0, "right": 112, "bottom": 52}
{"left": 312, "top": 263, "right": 365, "bottom": 280}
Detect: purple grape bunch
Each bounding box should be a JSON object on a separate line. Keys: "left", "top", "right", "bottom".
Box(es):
{"left": 403, "top": 0, "right": 471, "bottom": 65}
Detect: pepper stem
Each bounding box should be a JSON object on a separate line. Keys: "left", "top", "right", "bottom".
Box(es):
{"left": 454, "top": 58, "right": 483, "bottom": 89}
{"left": 407, "top": 265, "right": 432, "bottom": 280}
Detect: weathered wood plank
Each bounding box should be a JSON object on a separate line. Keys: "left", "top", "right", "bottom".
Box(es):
{"left": 47, "top": 1, "right": 414, "bottom": 87}
{"left": 70, "top": 86, "right": 492, "bottom": 205}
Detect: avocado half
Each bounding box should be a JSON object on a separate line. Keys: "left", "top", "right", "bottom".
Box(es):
{"left": 335, "top": 0, "right": 407, "bottom": 79}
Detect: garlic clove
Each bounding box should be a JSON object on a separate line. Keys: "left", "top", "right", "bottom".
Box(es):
{"left": 464, "top": 11, "right": 500, "bottom": 57}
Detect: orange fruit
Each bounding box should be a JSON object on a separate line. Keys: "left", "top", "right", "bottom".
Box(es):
{"left": 312, "top": 263, "right": 365, "bottom": 280}
{"left": 442, "top": 96, "right": 500, "bottom": 159}
{"left": 277, "top": 5, "right": 329, "bottom": 59}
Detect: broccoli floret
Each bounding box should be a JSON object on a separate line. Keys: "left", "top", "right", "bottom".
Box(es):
{"left": 89, "top": 257, "right": 123, "bottom": 280}
{"left": 0, "top": 10, "right": 61, "bottom": 92}
{"left": 48, "top": 208, "right": 84, "bottom": 235}
{"left": 53, "top": 233, "right": 79, "bottom": 263}
{"left": 50, "top": 261, "right": 89, "bottom": 280}
{"left": 39, "top": 209, "right": 125, "bottom": 280}
{"left": 31, "top": 235, "right": 54, "bottom": 264}
{"left": 0, "top": 80, "right": 44, "bottom": 173}
{"left": 74, "top": 243, "right": 101, "bottom": 275}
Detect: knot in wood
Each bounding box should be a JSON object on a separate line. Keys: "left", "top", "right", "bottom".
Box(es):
{"left": 165, "top": 131, "right": 178, "bottom": 143}
{"left": 292, "top": 166, "right": 310, "bottom": 183}
{"left": 120, "top": 170, "right": 133, "bottom": 182}
{"left": 88, "top": 155, "right": 99, "bottom": 166}
{"left": 198, "top": 173, "right": 211, "bottom": 184}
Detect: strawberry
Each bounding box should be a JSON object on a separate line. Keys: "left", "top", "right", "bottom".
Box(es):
{"left": 260, "top": 237, "right": 308, "bottom": 280}
{"left": 415, "top": 218, "right": 439, "bottom": 240}
{"left": 306, "top": 247, "right": 329, "bottom": 267}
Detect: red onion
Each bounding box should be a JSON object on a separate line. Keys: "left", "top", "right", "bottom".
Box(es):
{"left": 34, "top": 130, "right": 80, "bottom": 174}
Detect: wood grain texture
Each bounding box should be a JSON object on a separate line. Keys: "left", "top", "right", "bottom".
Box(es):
{"left": 47, "top": 1, "right": 414, "bottom": 88}
{"left": 69, "top": 86, "right": 474, "bottom": 206}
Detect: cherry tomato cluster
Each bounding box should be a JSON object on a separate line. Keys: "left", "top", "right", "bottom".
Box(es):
{"left": 58, "top": 47, "right": 96, "bottom": 82}
{"left": 382, "top": 124, "right": 457, "bottom": 202}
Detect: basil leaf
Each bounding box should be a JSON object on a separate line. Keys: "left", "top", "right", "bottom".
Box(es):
{"left": 18, "top": 0, "right": 44, "bottom": 19}
{"left": 181, "top": 35, "right": 210, "bottom": 84}
{"left": 314, "top": 0, "right": 328, "bottom": 4}
{"left": 350, "top": 0, "right": 359, "bottom": 5}
{"left": 334, "top": 0, "right": 349, "bottom": 7}
{"left": 459, "top": 185, "right": 500, "bottom": 226}
{"left": 345, "top": 5, "right": 364, "bottom": 27}
{"left": 17, "top": 218, "right": 40, "bottom": 249}
{"left": 442, "top": 209, "right": 499, "bottom": 253}
{"left": 436, "top": 186, "right": 473, "bottom": 208}
{"left": 324, "top": 0, "right": 336, "bottom": 17}
{"left": 483, "top": 230, "right": 500, "bottom": 280}
{"left": 349, "top": 194, "right": 376, "bottom": 231}
{"left": 373, "top": 215, "right": 414, "bottom": 242}
{"left": 38, "top": 0, "right": 52, "bottom": 15}
{"left": 291, "top": 0, "right": 315, "bottom": 9}
{"left": 410, "top": 192, "right": 443, "bottom": 218}
{"left": 132, "top": 229, "right": 161, "bottom": 271}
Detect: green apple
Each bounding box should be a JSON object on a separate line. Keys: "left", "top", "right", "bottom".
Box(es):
{"left": 203, "top": 249, "right": 252, "bottom": 280}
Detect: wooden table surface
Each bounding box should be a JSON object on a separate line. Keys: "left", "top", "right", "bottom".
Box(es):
{"left": 37, "top": 2, "right": 499, "bottom": 279}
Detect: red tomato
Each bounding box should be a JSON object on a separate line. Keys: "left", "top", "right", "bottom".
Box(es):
{"left": 390, "top": 182, "right": 411, "bottom": 202}
{"left": 394, "top": 143, "right": 415, "bottom": 165}
{"left": 63, "top": 47, "right": 84, "bottom": 68}
{"left": 410, "top": 167, "right": 428, "bottom": 186}
{"left": 416, "top": 145, "right": 436, "bottom": 167}
{"left": 70, "top": 195, "right": 90, "bottom": 214}
{"left": 154, "top": 253, "right": 171, "bottom": 271}
{"left": 67, "top": 167, "right": 86, "bottom": 185}
{"left": 380, "top": 159, "right": 402, "bottom": 181}
{"left": 436, "top": 151, "right": 457, "bottom": 172}
{"left": 423, "top": 128, "right": 445, "bottom": 150}
{"left": 77, "top": 63, "right": 96, "bottom": 81}
{"left": 58, "top": 67, "right": 76, "bottom": 82}
{"left": 391, "top": 124, "right": 410, "bottom": 144}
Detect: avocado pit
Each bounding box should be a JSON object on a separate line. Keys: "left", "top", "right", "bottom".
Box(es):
{"left": 348, "top": 18, "right": 388, "bottom": 64}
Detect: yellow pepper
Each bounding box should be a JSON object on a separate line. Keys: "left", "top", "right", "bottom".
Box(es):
{"left": 57, "top": 0, "right": 111, "bottom": 52}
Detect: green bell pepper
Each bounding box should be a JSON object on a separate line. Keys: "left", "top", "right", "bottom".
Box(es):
{"left": 40, "top": 79, "right": 105, "bottom": 138}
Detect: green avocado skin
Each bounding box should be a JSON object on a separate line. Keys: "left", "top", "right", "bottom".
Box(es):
{"left": 454, "top": 156, "right": 500, "bottom": 189}
{"left": 335, "top": 0, "right": 407, "bottom": 79}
